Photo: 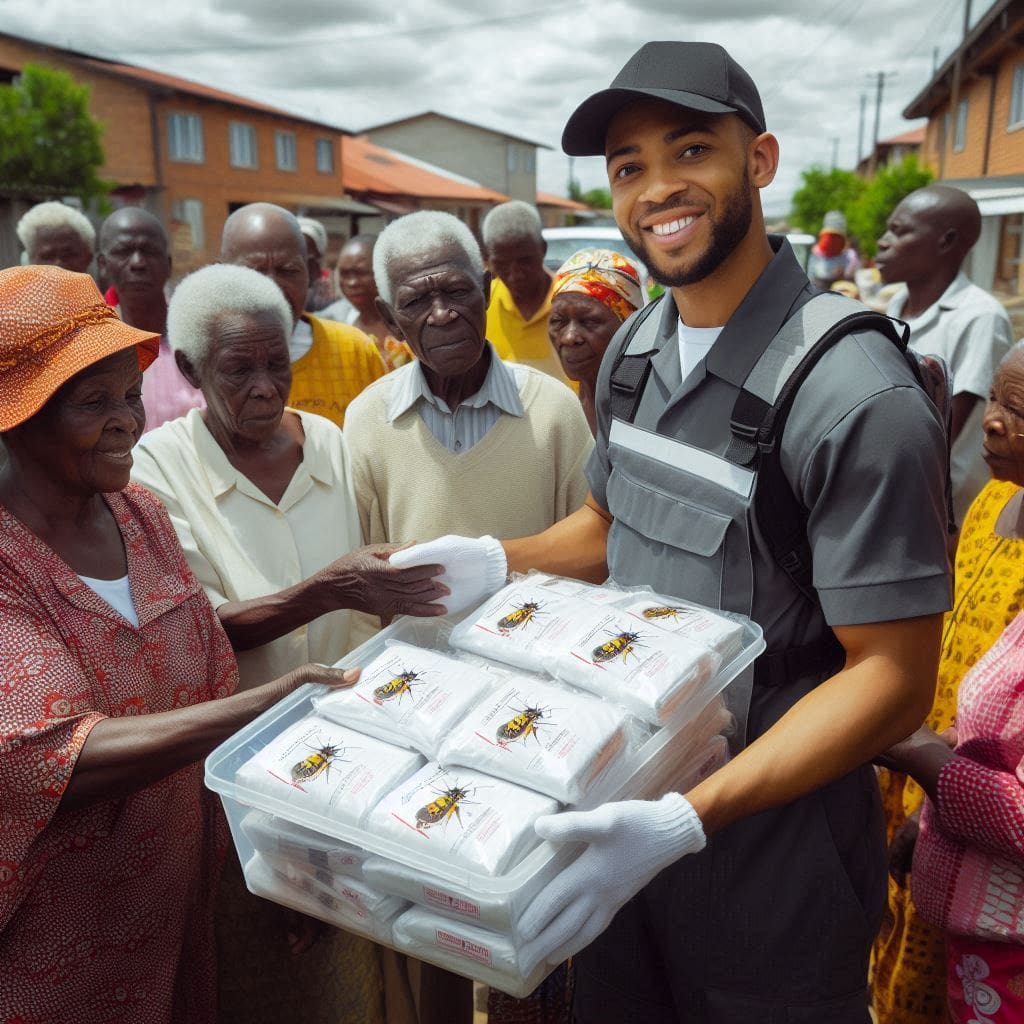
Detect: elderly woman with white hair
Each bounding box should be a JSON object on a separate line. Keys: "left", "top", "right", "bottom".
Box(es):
{"left": 16, "top": 200, "right": 95, "bottom": 272}
{"left": 131, "top": 262, "right": 447, "bottom": 1024}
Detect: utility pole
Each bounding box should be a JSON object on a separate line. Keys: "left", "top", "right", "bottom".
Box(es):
{"left": 830, "top": 137, "right": 841, "bottom": 170}
{"left": 864, "top": 71, "right": 897, "bottom": 175}
{"left": 857, "top": 93, "right": 867, "bottom": 167}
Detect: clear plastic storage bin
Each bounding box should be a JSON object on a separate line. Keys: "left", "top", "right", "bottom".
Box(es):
{"left": 206, "top": 592, "right": 764, "bottom": 997}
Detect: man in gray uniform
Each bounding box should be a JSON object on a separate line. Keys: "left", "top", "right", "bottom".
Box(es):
{"left": 393, "top": 41, "right": 951, "bottom": 1022}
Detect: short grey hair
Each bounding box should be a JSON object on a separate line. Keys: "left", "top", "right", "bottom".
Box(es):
{"left": 297, "top": 216, "right": 328, "bottom": 257}
{"left": 167, "top": 264, "right": 292, "bottom": 367}
{"left": 482, "top": 201, "right": 543, "bottom": 249}
{"left": 16, "top": 201, "right": 96, "bottom": 256}
{"left": 373, "top": 211, "right": 485, "bottom": 304}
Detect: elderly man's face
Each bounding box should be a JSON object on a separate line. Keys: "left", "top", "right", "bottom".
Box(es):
{"left": 488, "top": 236, "right": 547, "bottom": 306}
{"left": 31, "top": 226, "right": 93, "bottom": 274}
{"left": 379, "top": 243, "right": 488, "bottom": 380}
{"left": 224, "top": 219, "right": 309, "bottom": 323}
{"left": 99, "top": 219, "right": 171, "bottom": 301}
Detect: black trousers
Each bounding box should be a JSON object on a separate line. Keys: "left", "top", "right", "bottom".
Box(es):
{"left": 573, "top": 682, "right": 887, "bottom": 1023}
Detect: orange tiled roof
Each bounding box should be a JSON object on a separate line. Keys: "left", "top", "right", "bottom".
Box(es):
{"left": 880, "top": 126, "right": 926, "bottom": 146}
{"left": 536, "top": 191, "right": 592, "bottom": 212}
{"left": 342, "top": 135, "right": 508, "bottom": 204}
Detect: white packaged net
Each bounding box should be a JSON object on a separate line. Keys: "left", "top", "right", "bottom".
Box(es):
{"left": 391, "top": 905, "right": 547, "bottom": 997}
{"left": 366, "top": 762, "right": 558, "bottom": 877}
{"left": 240, "top": 810, "right": 369, "bottom": 878}
{"left": 244, "top": 854, "right": 402, "bottom": 944}
{"left": 611, "top": 593, "right": 746, "bottom": 664}
{"left": 448, "top": 578, "right": 620, "bottom": 676}
{"left": 436, "top": 674, "right": 630, "bottom": 804}
{"left": 313, "top": 643, "right": 491, "bottom": 757}
{"left": 235, "top": 715, "right": 423, "bottom": 826}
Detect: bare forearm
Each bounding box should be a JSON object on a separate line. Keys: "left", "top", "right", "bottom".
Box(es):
{"left": 687, "top": 615, "right": 942, "bottom": 835}
{"left": 218, "top": 579, "right": 332, "bottom": 651}
{"left": 63, "top": 678, "right": 292, "bottom": 808}
{"left": 503, "top": 496, "right": 610, "bottom": 583}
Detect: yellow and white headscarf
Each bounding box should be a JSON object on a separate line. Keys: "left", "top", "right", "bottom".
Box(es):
{"left": 551, "top": 248, "right": 645, "bottom": 323}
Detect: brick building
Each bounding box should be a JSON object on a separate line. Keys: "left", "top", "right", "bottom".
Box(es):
{"left": 0, "top": 31, "right": 363, "bottom": 273}
{"left": 902, "top": 0, "right": 1024, "bottom": 295}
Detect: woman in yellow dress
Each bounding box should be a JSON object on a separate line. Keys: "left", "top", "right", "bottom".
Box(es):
{"left": 872, "top": 346, "right": 1024, "bottom": 1023}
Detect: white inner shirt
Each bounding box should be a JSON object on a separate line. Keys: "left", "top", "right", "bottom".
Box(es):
{"left": 677, "top": 321, "right": 724, "bottom": 382}
{"left": 290, "top": 319, "right": 314, "bottom": 363}
{"left": 78, "top": 573, "right": 139, "bottom": 627}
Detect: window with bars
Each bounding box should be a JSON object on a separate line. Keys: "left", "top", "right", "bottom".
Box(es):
{"left": 171, "top": 198, "right": 205, "bottom": 250}
{"left": 276, "top": 131, "right": 298, "bottom": 171}
{"left": 229, "top": 122, "right": 258, "bottom": 168}
{"left": 953, "top": 98, "right": 968, "bottom": 152}
{"left": 167, "top": 112, "right": 204, "bottom": 163}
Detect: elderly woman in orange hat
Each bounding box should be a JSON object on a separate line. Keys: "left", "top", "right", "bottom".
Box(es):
{"left": 547, "top": 248, "right": 645, "bottom": 435}
{"left": 0, "top": 265, "right": 361, "bottom": 1024}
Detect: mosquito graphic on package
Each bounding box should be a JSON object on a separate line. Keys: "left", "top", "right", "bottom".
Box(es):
{"left": 493, "top": 697, "right": 558, "bottom": 749}
{"left": 287, "top": 730, "right": 349, "bottom": 788}
{"left": 571, "top": 613, "right": 648, "bottom": 670}
{"left": 371, "top": 661, "right": 425, "bottom": 706}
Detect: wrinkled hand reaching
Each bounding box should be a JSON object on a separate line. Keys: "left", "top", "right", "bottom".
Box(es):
{"left": 389, "top": 535, "right": 507, "bottom": 615}
{"left": 516, "top": 793, "right": 706, "bottom": 975}
{"left": 315, "top": 543, "right": 449, "bottom": 620}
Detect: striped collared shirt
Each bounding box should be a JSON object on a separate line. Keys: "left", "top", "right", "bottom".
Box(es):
{"left": 386, "top": 344, "right": 525, "bottom": 453}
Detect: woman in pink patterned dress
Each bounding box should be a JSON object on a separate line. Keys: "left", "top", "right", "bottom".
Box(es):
{"left": 881, "top": 345, "right": 1024, "bottom": 1023}
{"left": 0, "top": 265, "right": 357, "bottom": 1024}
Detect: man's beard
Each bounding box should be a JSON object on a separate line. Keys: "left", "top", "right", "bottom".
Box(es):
{"left": 624, "top": 174, "right": 753, "bottom": 288}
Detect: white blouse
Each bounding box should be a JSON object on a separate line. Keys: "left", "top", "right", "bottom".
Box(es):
{"left": 131, "top": 408, "right": 362, "bottom": 690}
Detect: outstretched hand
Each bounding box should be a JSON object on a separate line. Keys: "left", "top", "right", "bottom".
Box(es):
{"left": 316, "top": 543, "right": 449, "bottom": 619}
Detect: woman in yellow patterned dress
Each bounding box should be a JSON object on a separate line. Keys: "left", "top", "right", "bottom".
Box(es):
{"left": 872, "top": 346, "right": 1024, "bottom": 1023}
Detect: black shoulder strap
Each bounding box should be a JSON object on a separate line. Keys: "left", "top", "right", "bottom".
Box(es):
{"left": 607, "top": 295, "right": 666, "bottom": 424}
{"left": 729, "top": 292, "right": 909, "bottom": 601}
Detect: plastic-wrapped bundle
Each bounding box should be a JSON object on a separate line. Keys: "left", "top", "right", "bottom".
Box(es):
{"left": 367, "top": 762, "right": 558, "bottom": 876}
{"left": 313, "top": 643, "right": 492, "bottom": 757}
{"left": 244, "top": 854, "right": 402, "bottom": 944}
{"left": 436, "top": 674, "right": 631, "bottom": 803}
{"left": 260, "top": 849, "right": 407, "bottom": 920}
{"left": 234, "top": 715, "right": 423, "bottom": 826}
{"left": 240, "top": 810, "right": 369, "bottom": 878}
{"left": 391, "top": 905, "right": 549, "bottom": 998}
{"left": 451, "top": 585, "right": 721, "bottom": 725}
{"left": 612, "top": 593, "right": 746, "bottom": 664}
{"left": 448, "top": 578, "right": 620, "bottom": 676}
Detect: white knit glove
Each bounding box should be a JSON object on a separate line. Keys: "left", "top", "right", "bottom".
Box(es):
{"left": 388, "top": 534, "right": 508, "bottom": 615}
{"left": 517, "top": 793, "right": 706, "bottom": 974}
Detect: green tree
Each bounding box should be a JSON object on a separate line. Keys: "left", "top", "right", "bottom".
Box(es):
{"left": 581, "top": 187, "right": 612, "bottom": 210}
{"left": 789, "top": 166, "right": 866, "bottom": 236}
{"left": 846, "top": 155, "right": 933, "bottom": 258}
{"left": 0, "top": 64, "right": 107, "bottom": 202}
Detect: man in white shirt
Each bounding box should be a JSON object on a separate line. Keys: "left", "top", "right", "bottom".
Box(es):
{"left": 877, "top": 185, "right": 1013, "bottom": 524}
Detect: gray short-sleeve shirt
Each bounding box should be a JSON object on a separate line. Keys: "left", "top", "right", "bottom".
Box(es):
{"left": 588, "top": 239, "right": 951, "bottom": 653}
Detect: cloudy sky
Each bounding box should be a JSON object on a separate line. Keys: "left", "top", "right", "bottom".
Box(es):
{"left": 1, "top": 0, "right": 985, "bottom": 216}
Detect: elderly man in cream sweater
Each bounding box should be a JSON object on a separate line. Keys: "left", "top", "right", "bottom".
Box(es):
{"left": 344, "top": 211, "right": 592, "bottom": 550}
{"left": 342, "top": 210, "right": 591, "bottom": 1023}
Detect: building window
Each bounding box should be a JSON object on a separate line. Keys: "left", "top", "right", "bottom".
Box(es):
{"left": 275, "top": 131, "right": 297, "bottom": 171}
{"left": 171, "top": 198, "right": 205, "bottom": 250}
{"left": 507, "top": 144, "right": 519, "bottom": 174}
{"left": 524, "top": 148, "right": 536, "bottom": 174}
{"left": 167, "top": 112, "right": 204, "bottom": 163}
{"left": 229, "top": 122, "right": 258, "bottom": 168}
{"left": 953, "top": 98, "right": 968, "bottom": 152}
{"left": 315, "top": 137, "right": 334, "bottom": 173}
{"left": 1010, "top": 64, "right": 1024, "bottom": 130}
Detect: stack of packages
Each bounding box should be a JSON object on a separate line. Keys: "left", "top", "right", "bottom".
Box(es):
{"left": 226, "top": 574, "right": 755, "bottom": 995}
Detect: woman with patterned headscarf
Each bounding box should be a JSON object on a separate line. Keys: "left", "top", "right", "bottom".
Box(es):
{"left": 548, "top": 248, "right": 645, "bottom": 434}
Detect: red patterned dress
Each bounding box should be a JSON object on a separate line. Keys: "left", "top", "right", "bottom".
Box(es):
{"left": 0, "top": 483, "right": 238, "bottom": 1023}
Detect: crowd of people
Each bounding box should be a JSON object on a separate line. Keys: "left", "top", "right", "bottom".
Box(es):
{"left": 1, "top": 36, "right": 1023, "bottom": 1024}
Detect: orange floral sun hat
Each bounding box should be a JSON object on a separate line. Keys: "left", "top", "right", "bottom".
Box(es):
{"left": 0, "top": 265, "right": 160, "bottom": 431}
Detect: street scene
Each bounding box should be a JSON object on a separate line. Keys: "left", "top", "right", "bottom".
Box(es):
{"left": 1, "top": 1, "right": 1023, "bottom": 1022}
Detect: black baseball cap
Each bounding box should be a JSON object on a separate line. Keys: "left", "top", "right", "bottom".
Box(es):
{"left": 562, "top": 41, "right": 766, "bottom": 156}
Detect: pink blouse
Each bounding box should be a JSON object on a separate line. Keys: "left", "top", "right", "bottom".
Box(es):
{"left": 914, "top": 611, "right": 1024, "bottom": 941}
